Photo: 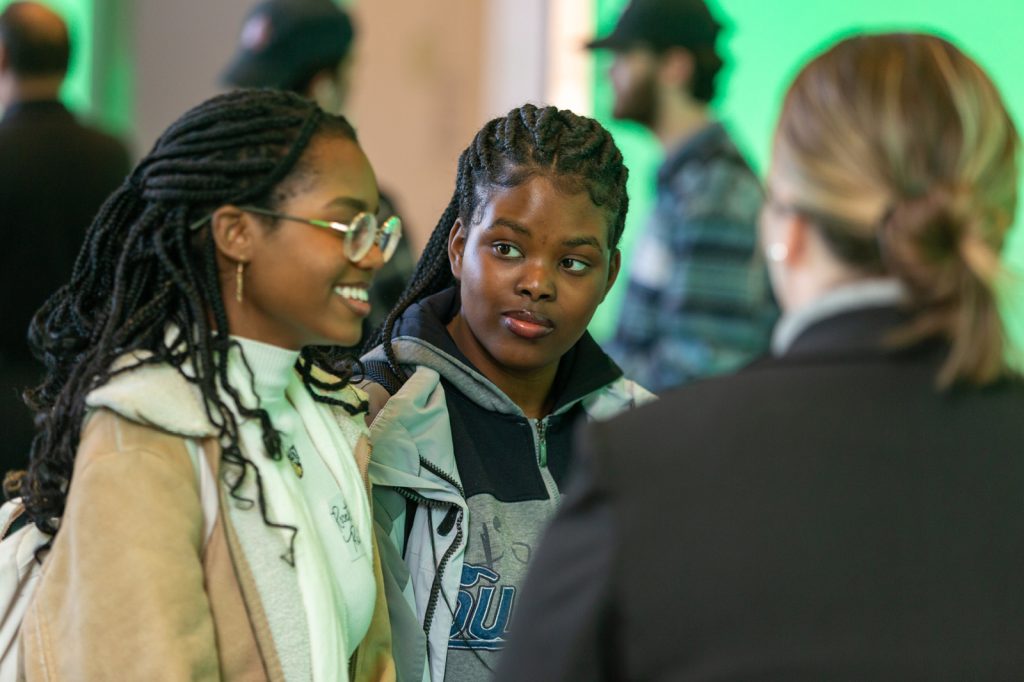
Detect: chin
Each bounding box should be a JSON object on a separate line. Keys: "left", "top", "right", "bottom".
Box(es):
{"left": 309, "top": 328, "right": 363, "bottom": 349}
{"left": 495, "top": 347, "right": 563, "bottom": 374}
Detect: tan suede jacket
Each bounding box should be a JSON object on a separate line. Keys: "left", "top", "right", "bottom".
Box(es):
{"left": 19, "top": 361, "right": 395, "bottom": 681}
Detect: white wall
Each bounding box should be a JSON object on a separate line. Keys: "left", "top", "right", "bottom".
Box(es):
{"left": 131, "top": 0, "right": 555, "bottom": 251}
{"left": 133, "top": 0, "right": 252, "bottom": 157}
{"left": 481, "top": 0, "right": 548, "bottom": 120}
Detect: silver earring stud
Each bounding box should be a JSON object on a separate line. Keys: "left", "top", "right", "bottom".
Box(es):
{"left": 767, "top": 243, "right": 789, "bottom": 262}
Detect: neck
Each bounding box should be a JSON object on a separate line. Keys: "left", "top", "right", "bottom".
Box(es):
{"left": 491, "top": 365, "right": 558, "bottom": 420}
{"left": 0, "top": 75, "right": 63, "bottom": 107}
{"left": 781, "top": 261, "right": 874, "bottom": 315}
{"left": 446, "top": 314, "right": 558, "bottom": 419}
{"left": 653, "top": 95, "right": 710, "bottom": 151}
{"left": 232, "top": 335, "right": 301, "bottom": 407}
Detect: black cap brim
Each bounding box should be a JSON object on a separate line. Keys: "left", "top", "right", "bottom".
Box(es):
{"left": 586, "top": 36, "right": 624, "bottom": 50}
{"left": 221, "top": 54, "right": 293, "bottom": 89}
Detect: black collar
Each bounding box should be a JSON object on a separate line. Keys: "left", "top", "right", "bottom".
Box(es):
{"left": 778, "top": 305, "right": 947, "bottom": 365}
{"left": 1, "top": 99, "right": 72, "bottom": 124}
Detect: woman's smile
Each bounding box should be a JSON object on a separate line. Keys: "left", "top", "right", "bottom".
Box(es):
{"left": 333, "top": 283, "right": 371, "bottom": 318}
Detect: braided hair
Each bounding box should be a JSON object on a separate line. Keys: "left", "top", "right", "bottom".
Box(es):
{"left": 21, "top": 88, "right": 362, "bottom": 549}
{"left": 366, "top": 103, "right": 628, "bottom": 383}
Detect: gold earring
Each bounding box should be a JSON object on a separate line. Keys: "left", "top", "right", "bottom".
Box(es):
{"left": 235, "top": 261, "right": 245, "bottom": 303}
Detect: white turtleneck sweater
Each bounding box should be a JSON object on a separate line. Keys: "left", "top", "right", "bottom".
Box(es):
{"left": 231, "top": 337, "right": 376, "bottom": 681}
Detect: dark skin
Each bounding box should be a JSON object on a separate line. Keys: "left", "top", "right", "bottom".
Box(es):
{"left": 447, "top": 176, "right": 620, "bottom": 418}
{"left": 210, "top": 135, "right": 384, "bottom": 350}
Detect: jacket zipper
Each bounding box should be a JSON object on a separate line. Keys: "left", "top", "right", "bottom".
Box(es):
{"left": 396, "top": 455, "right": 466, "bottom": 644}
{"left": 422, "top": 509, "right": 463, "bottom": 639}
{"left": 533, "top": 418, "right": 548, "bottom": 467}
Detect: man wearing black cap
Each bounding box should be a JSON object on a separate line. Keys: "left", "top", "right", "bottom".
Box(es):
{"left": 222, "top": 0, "right": 355, "bottom": 115}
{"left": 222, "top": 0, "right": 413, "bottom": 337}
{"left": 589, "top": 0, "right": 777, "bottom": 392}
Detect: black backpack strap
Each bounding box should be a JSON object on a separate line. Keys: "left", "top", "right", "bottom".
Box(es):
{"left": 361, "top": 359, "right": 404, "bottom": 397}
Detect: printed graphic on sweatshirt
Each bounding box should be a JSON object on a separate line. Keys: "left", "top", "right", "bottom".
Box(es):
{"left": 449, "top": 563, "right": 516, "bottom": 651}
{"left": 286, "top": 445, "right": 303, "bottom": 478}
{"left": 443, "top": 496, "right": 558, "bottom": 682}
{"left": 327, "top": 494, "right": 365, "bottom": 561}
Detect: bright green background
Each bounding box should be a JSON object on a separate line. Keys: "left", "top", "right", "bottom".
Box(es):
{"left": 590, "top": 0, "right": 1024, "bottom": 358}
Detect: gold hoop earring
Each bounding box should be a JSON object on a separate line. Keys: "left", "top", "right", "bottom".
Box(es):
{"left": 235, "top": 261, "right": 246, "bottom": 303}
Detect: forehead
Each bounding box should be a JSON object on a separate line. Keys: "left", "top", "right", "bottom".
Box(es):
{"left": 474, "top": 176, "right": 612, "bottom": 247}
{"left": 282, "top": 134, "right": 378, "bottom": 209}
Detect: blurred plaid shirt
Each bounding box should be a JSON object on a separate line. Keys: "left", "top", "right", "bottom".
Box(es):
{"left": 606, "top": 122, "right": 778, "bottom": 392}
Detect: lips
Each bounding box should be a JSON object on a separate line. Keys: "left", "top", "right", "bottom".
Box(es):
{"left": 502, "top": 309, "right": 555, "bottom": 340}
{"left": 333, "top": 283, "right": 371, "bottom": 317}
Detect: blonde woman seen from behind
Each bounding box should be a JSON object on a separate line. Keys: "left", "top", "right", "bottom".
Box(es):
{"left": 496, "top": 33, "right": 1024, "bottom": 681}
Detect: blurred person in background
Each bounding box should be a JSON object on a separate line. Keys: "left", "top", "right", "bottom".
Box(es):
{"left": 498, "top": 32, "right": 1024, "bottom": 680}
{"left": 588, "top": 0, "right": 777, "bottom": 392}
{"left": 0, "top": 1, "right": 130, "bottom": 478}
{"left": 222, "top": 0, "right": 413, "bottom": 335}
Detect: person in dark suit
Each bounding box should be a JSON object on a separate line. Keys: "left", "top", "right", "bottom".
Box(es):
{"left": 496, "top": 32, "right": 1024, "bottom": 681}
{"left": 0, "top": 2, "right": 130, "bottom": 478}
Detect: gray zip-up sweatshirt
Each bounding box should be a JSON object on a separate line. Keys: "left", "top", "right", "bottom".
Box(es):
{"left": 362, "top": 289, "right": 655, "bottom": 681}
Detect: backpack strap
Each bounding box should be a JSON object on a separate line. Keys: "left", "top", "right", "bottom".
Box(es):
{"left": 361, "top": 359, "right": 404, "bottom": 397}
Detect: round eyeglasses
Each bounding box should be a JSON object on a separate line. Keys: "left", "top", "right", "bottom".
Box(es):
{"left": 238, "top": 206, "right": 403, "bottom": 263}
{"left": 189, "top": 206, "right": 403, "bottom": 263}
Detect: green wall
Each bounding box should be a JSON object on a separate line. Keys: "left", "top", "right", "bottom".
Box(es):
{"left": 590, "top": 0, "right": 1024, "bottom": 359}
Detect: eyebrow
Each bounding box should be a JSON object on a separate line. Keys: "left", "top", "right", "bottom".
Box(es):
{"left": 487, "top": 218, "right": 531, "bottom": 236}
{"left": 487, "top": 218, "right": 605, "bottom": 251}
{"left": 562, "top": 235, "right": 603, "bottom": 250}
{"left": 325, "top": 196, "right": 378, "bottom": 215}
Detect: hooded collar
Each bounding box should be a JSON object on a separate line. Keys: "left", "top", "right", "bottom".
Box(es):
{"left": 368, "top": 287, "right": 623, "bottom": 416}
{"left": 85, "top": 337, "right": 365, "bottom": 438}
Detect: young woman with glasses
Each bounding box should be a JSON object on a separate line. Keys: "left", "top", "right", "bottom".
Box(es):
{"left": 14, "top": 89, "right": 399, "bottom": 681}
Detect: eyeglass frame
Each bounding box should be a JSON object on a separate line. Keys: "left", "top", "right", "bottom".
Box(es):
{"left": 187, "top": 205, "right": 403, "bottom": 263}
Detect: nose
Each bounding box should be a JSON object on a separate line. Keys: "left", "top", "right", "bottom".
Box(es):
{"left": 517, "top": 259, "right": 556, "bottom": 302}
{"left": 351, "top": 240, "right": 385, "bottom": 272}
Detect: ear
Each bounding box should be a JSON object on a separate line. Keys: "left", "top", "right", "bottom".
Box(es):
{"left": 784, "top": 213, "right": 812, "bottom": 266}
{"left": 657, "top": 47, "right": 695, "bottom": 91}
{"left": 308, "top": 68, "right": 340, "bottom": 113}
{"left": 602, "top": 248, "right": 622, "bottom": 301}
{"left": 447, "top": 218, "right": 468, "bottom": 280}
{"left": 210, "top": 205, "right": 260, "bottom": 265}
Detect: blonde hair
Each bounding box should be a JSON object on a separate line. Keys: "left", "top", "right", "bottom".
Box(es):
{"left": 773, "top": 33, "right": 1019, "bottom": 387}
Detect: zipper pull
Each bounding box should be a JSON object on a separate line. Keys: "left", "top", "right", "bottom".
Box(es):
{"left": 437, "top": 506, "right": 459, "bottom": 536}
{"left": 536, "top": 418, "right": 548, "bottom": 467}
